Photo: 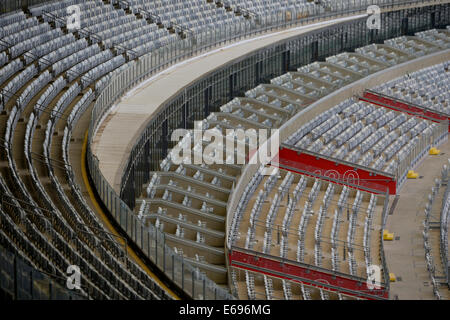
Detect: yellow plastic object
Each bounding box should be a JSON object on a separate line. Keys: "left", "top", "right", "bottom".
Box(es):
{"left": 389, "top": 273, "right": 396, "bottom": 282}
{"left": 407, "top": 170, "right": 419, "bottom": 179}
{"left": 383, "top": 230, "right": 394, "bottom": 241}
{"left": 429, "top": 147, "right": 441, "bottom": 155}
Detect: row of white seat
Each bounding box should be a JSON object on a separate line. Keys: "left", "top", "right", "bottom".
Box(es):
{"left": 52, "top": 43, "right": 101, "bottom": 76}
{"left": 230, "top": 166, "right": 266, "bottom": 249}
{"left": 17, "top": 70, "right": 52, "bottom": 110}
{"left": 314, "top": 183, "right": 335, "bottom": 267}
{"left": 287, "top": 95, "right": 435, "bottom": 175}
{"left": 416, "top": 29, "right": 450, "bottom": 49}
{"left": 363, "top": 194, "right": 378, "bottom": 272}
{"left": 10, "top": 27, "right": 64, "bottom": 60}
{"left": 3, "top": 64, "right": 37, "bottom": 107}
{"left": 67, "top": 49, "right": 114, "bottom": 82}
{"left": 29, "top": 33, "right": 77, "bottom": 66}
{"left": 51, "top": 82, "right": 81, "bottom": 119}
{"left": 82, "top": 55, "right": 126, "bottom": 88}
{"left": 0, "top": 58, "right": 23, "bottom": 95}
{"left": 0, "top": 16, "right": 39, "bottom": 39}
{"left": 29, "top": 0, "right": 86, "bottom": 16}
{"left": 374, "top": 62, "right": 450, "bottom": 116}
{"left": 2, "top": 23, "right": 52, "bottom": 50}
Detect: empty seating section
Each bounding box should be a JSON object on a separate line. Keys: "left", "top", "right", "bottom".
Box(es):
{"left": 422, "top": 163, "right": 450, "bottom": 300}
{"left": 133, "top": 30, "right": 448, "bottom": 290}
{"left": 17, "top": 70, "right": 52, "bottom": 110}
{"left": 0, "top": 58, "right": 23, "bottom": 89}
{"left": 39, "top": 37, "right": 88, "bottom": 70}
{"left": 416, "top": 29, "right": 450, "bottom": 49}
{"left": 140, "top": 85, "right": 301, "bottom": 275}
{"left": 0, "top": 0, "right": 448, "bottom": 300}
{"left": 0, "top": 10, "right": 27, "bottom": 28}
{"left": 0, "top": 0, "right": 175, "bottom": 300}
{"left": 52, "top": 43, "right": 101, "bottom": 76}
{"left": 1, "top": 22, "right": 52, "bottom": 50}
{"left": 67, "top": 50, "right": 114, "bottom": 82}
{"left": 0, "top": 16, "right": 39, "bottom": 39}
{"left": 230, "top": 167, "right": 386, "bottom": 299}
{"left": 374, "top": 61, "right": 450, "bottom": 116}
{"left": 35, "top": 76, "right": 67, "bottom": 117}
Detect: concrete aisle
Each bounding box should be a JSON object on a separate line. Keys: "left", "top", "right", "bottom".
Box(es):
{"left": 384, "top": 139, "right": 450, "bottom": 300}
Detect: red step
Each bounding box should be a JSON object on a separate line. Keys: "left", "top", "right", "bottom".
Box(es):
{"left": 229, "top": 248, "right": 389, "bottom": 300}
{"left": 275, "top": 144, "right": 396, "bottom": 195}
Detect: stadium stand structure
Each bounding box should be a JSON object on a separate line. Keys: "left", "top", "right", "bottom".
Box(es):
{"left": 136, "top": 30, "right": 449, "bottom": 297}
{"left": 0, "top": 0, "right": 181, "bottom": 300}
{"left": 0, "top": 0, "right": 449, "bottom": 300}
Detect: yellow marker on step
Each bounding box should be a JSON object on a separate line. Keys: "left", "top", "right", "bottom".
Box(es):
{"left": 407, "top": 170, "right": 419, "bottom": 179}
{"left": 383, "top": 230, "right": 394, "bottom": 241}
{"left": 429, "top": 147, "right": 441, "bottom": 155}
{"left": 389, "top": 273, "right": 396, "bottom": 282}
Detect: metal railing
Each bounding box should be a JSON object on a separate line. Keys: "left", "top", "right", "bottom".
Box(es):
{"left": 395, "top": 119, "right": 448, "bottom": 191}
{"left": 87, "top": 91, "right": 235, "bottom": 299}
{"left": 85, "top": 1, "right": 450, "bottom": 299}
{"left": 379, "top": 188, "right": 391, "bottom": 294}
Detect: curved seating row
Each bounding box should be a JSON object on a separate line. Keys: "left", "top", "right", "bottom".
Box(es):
{"left": 0, "top": 2, "right": 172, "bottom": 299}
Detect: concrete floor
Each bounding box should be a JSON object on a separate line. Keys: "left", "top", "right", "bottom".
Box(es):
{"left": 384, "top": 139, "right": 450, "bottom": 300}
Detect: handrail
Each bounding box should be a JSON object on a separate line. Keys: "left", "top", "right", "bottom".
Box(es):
{"left": 0, "top": 38, "right": 13, "bottom": 49}
{"left": 138, "top": 8, "right": 162, "bottom": 24}
{"left": 0, "top": 88, "right": 69, "bottom": 120}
